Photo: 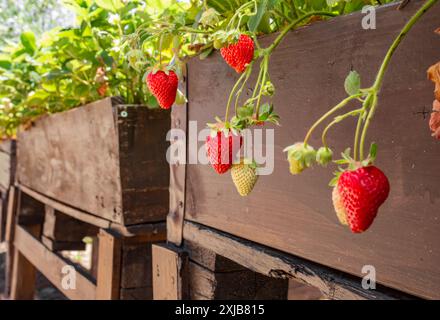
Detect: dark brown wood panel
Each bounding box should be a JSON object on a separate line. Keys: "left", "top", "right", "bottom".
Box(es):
{"left": 184, "top": 1, "right": 440, "bottom": 299}
{"left": 17, "top": 98, "right": 123, "bottom": 223}
{"left": 17, "top": 97, "right": 170, "bottom": 225}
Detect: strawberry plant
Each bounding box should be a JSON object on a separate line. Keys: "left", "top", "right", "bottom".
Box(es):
{"left": 284, "top": 0, "right": 439, "bottom": 233}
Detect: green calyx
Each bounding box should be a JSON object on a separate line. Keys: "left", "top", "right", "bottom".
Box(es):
{"left": 329, "top": 143, "right": 377, "bottom": 186}
{"left": 316, "top": 147, "right": 333, "bottom": 166}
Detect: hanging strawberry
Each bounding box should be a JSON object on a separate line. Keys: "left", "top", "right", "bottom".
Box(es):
{"left": 206, "top": 119, "right": 242, "bottom": 174}
{"left": 146, "top": 70, "right": 178, "bottom": 109}
{"left": 220, "top": 34, "right": 254, "bottom": 73}
{"left": 329, "top": 145, "right": 390, "bottom": 233}
{"left": 333, "top": 165, "right": 390, "bottom": 233}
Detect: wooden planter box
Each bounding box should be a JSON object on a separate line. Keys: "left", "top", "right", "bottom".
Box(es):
{"left": 16, "top": 97, "right": 170, "bottom": 226}
{"left": 0, "top": 139, "right": 16, "bottom": 241}
{"left": 172, "top": 2, "right": 440, "bottom": 299}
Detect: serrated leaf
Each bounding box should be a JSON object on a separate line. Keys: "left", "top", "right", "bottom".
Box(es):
{"left": 344, "top": 70, "right": 361, "bottom": 96}
{"left": 248, "top": 0, "right": 268, "bottom": 32}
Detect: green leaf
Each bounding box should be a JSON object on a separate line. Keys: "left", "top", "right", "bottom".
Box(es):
{"left": 95, "top": 0, "right": 124, "bottom": 12}
{"left": 344, "top": 70, "right": 361, "bottom": 96}
{"left": 20, "top": 31, "right": 37, "bottom": 55}
{"left": 248, "top": 0, "right": 268, "bottom": 32}
{"left": 0, "top": 60, "right": 12, "bottom": 70}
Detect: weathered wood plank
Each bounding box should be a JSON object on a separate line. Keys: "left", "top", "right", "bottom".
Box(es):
{"left": 10, "top": 224, "right": 40, "bottom": 300}
{"left": 19, "top": 184, "right": 110, "bottom": 229}
{"left": 0, "top": 139, "right": 15, "bottom": 191}
{"left": 167, "top": 70, "right": 188, "bottom": 245}
{"left": 41, "top": 235, "right": 86, "bottom": 252}
{"left": 288, "top": 279, "right": 323, "bottom": 300}
{"left": 185, "top": 1, "right": 440, "bottom": 299}
{"left": 96, "top": 229, "right": 122, "bottom": 300}
{"left": 13, "top": 225, "right": 96, "bottom": 300}
{"left": 17, "top": 97, "right": 170, "bottom": 226}
{"left": 152, "top": 243, "right": 188, "bottom": 300}
{"left": 183, "top": 221, "right": 416, "bottom": 300}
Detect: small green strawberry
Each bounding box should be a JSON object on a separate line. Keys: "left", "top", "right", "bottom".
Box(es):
{"left": 283, "top": 143, "right": 316, "bottom": 175}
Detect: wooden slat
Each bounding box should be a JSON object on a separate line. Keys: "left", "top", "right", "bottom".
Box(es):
{"left": 13, "top": 225, "right": 96, "bottom": 300}
{"left": 183, "top": 221, "right": 416, "bottom": 300}
{"left": 10, "top": 224, "right": 40, "bottom": 300}
{"left": 184, "top": 1, "right": 440, "bottom": 299}
{"left": 19, "top": 184, "right": 110, "bottom": 229}
{"left": 167, "top": 68, "right": 188, "bottom": 245}
{"left": 20, "top": 184, "right": 167, "bottom": 238}
{"left": 152, "top": 243, "right": 188, "bottom": 300}
{"left": 96, "top": 229, "right": 122, "bottom": 300}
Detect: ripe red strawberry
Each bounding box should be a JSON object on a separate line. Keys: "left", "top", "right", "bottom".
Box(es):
{"left": 97, "top": 82, "right": 108, "bottom": 97}
{"left": 206, "top": 131, "right": 242, "bottom": 174}
{"left": 146, "top": 70, "right": 178, "bottom": 109}
{"left": 336, "top": 166, "right": 390, "bottom": 233}
{"left": 220, "top": 34, "right": 254, "bottom": 73}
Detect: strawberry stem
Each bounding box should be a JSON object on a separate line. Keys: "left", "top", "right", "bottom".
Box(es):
{"left": 255, "top": 55, "right": 269, "bottom": 119}
{"left": 322, "top": 108, "right": 363, "bottom": 148}
{"left": 359, "top": 0, "right": 438, "bottom": 160}
{"left": 303, "top": 93, "right": 363, "bottom": 147}
{"left": 225, "top": 70, "right": 248, "bottom": 123}
{"left": 235, "top": 63, "right": 253, "bottom": 116}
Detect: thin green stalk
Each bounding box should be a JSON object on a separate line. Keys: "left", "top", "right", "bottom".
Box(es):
{"left": 255, "top": 56, "right": 269, "bottom": 118}
{"left": 225, "top": 71, "right": 248, "bottom": 122}
{"left": 304, "top": 93, "right": 362, "bottom": 146}
{"left": 359, "top": 0, "right": 438, "bottom": 159}
{"left": 251, "top": 60, "right": 264, "bottom": 100}
{"left": 235, "top": 64, "right": 253, "bottom": 116}
{"left": 322, "top": 108, "right": 363, "bottom": 147}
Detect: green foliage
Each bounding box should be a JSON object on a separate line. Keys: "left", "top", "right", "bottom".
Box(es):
{"left": 0, "top": 0, "right": 397, "bottom": 139}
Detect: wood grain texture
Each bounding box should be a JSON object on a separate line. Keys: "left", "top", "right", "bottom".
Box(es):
{"left": 0, "top": 139, "right": 16, "bottom": 241}
{"left": 42, "top": 205, "right": 98, "bottom": 243}
{"left": 12, "top": 225, "right": 96, "bottom": 300}
{"left": 96, "top": 229, "right": 122, "bottom": 300}
{"left": 184, "top": 1, "right": 440, "bottom": 299}
{"left": 152, "top": 243, "right": 188, "bottom": 300}
{"left": 0, "top": 139, "right": 16, "bottom": 191}
{"left": 10, "top": 224, "right": 40, "bottom": 300}
{"left": 167, "top": 70, "right": 188, "bottom": 245}
{"left": 17, "top": 97, "right": 170, "bottom": 225}
{"left": 183, "top": 221, "right": 415, "bottom": 300}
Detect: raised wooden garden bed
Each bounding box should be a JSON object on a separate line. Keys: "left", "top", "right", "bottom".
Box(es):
{"left": 16, "top": 97, "right": 170, "bottom": 226}
{"left": 5, "top": 97, "right": 172, "bottom": 299}
{"left": 160, "top": 1, "right": 440, "bottom": 300}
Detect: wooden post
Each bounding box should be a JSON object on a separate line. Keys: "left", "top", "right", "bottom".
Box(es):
{"left": 152, "top": 243, "right": 188, "bottom": 300}
{"left": 10, "top": 224, "right": 42, "bottom": 300}
{"left": 96, "top": 229, "right": 122, "bottom": 300}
